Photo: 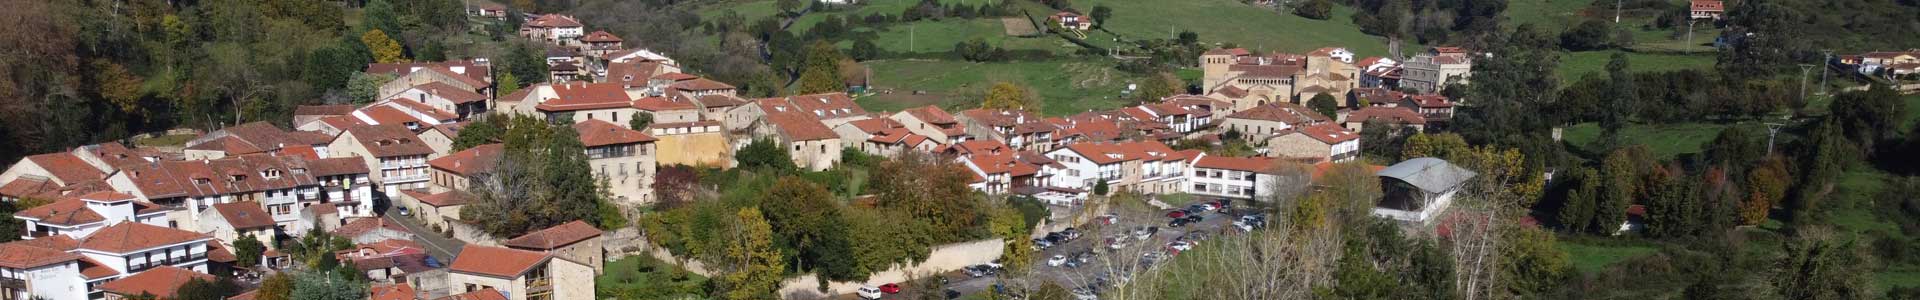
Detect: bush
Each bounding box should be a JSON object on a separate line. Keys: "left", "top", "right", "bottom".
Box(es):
{"left": 1294, "top": 0, "right": 1334, "bottom": 20}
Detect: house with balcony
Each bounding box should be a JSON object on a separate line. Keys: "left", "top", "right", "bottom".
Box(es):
{"left": 890, "top": 106, "right": 969, "bottom": 145}
{"left": 14, "top": 192, "right": 171, "bottom": 240}
{"left": 305, "top": 157, "right": 375, "bottom": 219}
{"left": 958, "top": 109, "right": 1059, "bottom": 152}
{"left": 367, "top": 60, "right": 494, "bottom": 108}
{"left": 832, "top": 118, "right": 938, "bottom": 157}
{"left": 427, "top": 144, "right": 503, "bottom": 194}
{"left": 950, "top": 140, "right": 1061, "bottom": 199}
{"left": 105, "top": 155, "right": 319, "bottom": 231}
{"left": 1375, "top": 158, "right": 1476, "bottom": 224}
{"left": 573, "top": 120, "right": 658, "bottom": 205}
{"left": 329, "top": 125, "right": 438, "bottom": 195}
{"left": 74, "top": 222, "right": 215, "bottom": 281}
{"left": 580, "top": 31, "right": 624, "bottom": 59}
{"left": 448, "top": 245, "right": 594, "bottom": 300}
{"left": 1043, "top": 141, "right": 1189, "bottom": 197}
{"left": 0, "top": 241, "right": 92, "bottom": 300}
{"left": 1185, "top": 154, "right": 1287, "bottom": 200}
{"left": 522, "top": 14, "right": 585, "bottom": 45}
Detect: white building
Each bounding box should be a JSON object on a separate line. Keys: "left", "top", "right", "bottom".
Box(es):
{"left": 1185, "top": 154, "right": 1288, "bottom": 200}
{"left": 1374, "top": 158, "right": 1476, "bottom": 224}
{"left": 329, "top": 125, "right": 439, "bottom": 195}
{"left": 14, "top": 192, "right": 171, "bottom": 240}
{"left": 0, "top": 242, "right": 91, "bottom": 300}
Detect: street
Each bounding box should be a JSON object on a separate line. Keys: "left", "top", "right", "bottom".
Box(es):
{"left": 378, "top": 193, "right": 467, "bottom": 260}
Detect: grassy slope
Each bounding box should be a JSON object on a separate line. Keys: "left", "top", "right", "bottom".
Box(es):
{"left": 1505, "top": 0, "right": 1596, "bottom": 30}
{"left": 1074, "top": 0, "right": 1400, "bottom": 56}
{"left": 596, "top": 255, "right": 709, "bottom": 298}
{"left": 1558, "top": 240, "right": 1659, "bottom": 273}
{"left": 858, "top": 59, "right": 1139, "bottom": 115}
{"left": 1559, "top": 122, "right": 1734, "bottom": 159}
{"left": 1556, "top": 50, "right": 1717, "bottom": 82}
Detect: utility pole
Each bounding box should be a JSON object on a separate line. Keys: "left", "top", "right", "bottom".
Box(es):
{"left": 1614, "top": 0, "right": 1622, "bottom": 23}
{"left": 1765, "top": 122, "right": 1785, "bottom": 155}
{"left": 1685, "top": 20, "right": 1696, "bottom": 46}
{"left": 1799, "top": 64, "right": 1814, "bottom": 102}
{"left": 909, "top": 25, "right": 915, "bottom": 53}
{"left": 1819, "top": 49, "right": 1833, "bottom": 95}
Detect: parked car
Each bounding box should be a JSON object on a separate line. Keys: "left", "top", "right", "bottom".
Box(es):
{"left": 1096, "top": 214, "right": 1119, "bottom": 225}
{"left": 1072, "top": 287, "right": 1101, "bottom": 300}
{"left": 397, "top": 207, "right": 411, "bottom": 216}
{"left": 1167, "top": 241, "right": 1194, "bottom": 252}
{"left": 964, "top": 266, "right": 990, "bottom": 278}
{"left": 880, "top": 283, "right": 901, "bottom": 294}
{"left": 857, "top": 286, "right": 884, "bottom": 299}
{"left": 1106, "top": 237, "right": 1129, "bottom": 250}
{"left": 1033, "top": 238, "right": 1054, "bottom": 249}
{"left": 1132, "top": 227, "right": 1155, "bottom": 241}
{"left": 1165, "top": 210, "right": 1187, "bottom": 219}
{"left": 1168, "top": 218, "right": 1191, "bottom": 228}
{"left": 1048, "top": 255, "right": 1069, "bottom": 267}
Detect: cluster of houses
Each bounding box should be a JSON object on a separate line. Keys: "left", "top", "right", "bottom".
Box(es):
{"left": 1836, "top": 49, "right": 1920, "bottom": 79}
{"left": 0, "top": 38, "right": 1484, "bottom": 299}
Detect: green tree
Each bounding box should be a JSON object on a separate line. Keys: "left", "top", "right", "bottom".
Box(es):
{"left": 1135, "top": 72, "right": 1182, "bottom": 103}
{"left": 362, "top": 0, "right": 401, "bottom": 36}
{"left": 872, "top": 152, "right": 983, "bottom": 239}
{"left": 735, "top": 138, "right": 797, "bottom": 172}
{"left": 462, "top": 116, "right": 612, "bottom": 236}
{"left": 1593, "top": 146, "right": 1649, "bottom": 235}
{"left": 796, "top": 41, "right": 847, "bottom": 94}
{"left": 1307, "top": 94, "right": 1339, "bottom": 118}
{"left": 1645, "top": 169, "right": 1706, "bottom": 238}
{"left": 452, "top": 117, "right": 504, "bottom": 151}
{"left": 417, "top": 38, "right": 447, "bottom": 62}
{"left": 1502, "top": 226, "right": 1572, "bottom": 295}
{"left": 1401, "top": 132, "right": 1469, "bottom": 159}
{"left": 496, "top": 72, "right": 522, "bottom": 97}
{"left": 1601, "top": 52, "right": 1634, "bottom": 133}
{"left": 850, "top": 38, "right": 880, "bottom": 61}
{"left": 92, "top": 60, "right": 145, "bottom": 116}
{"left": 1829, "top": 84, "right": 1907, "bottom": 155}
{"left": 759, "top": 177, "right": 853, "bottom": 278}
{"left": 1774, "top": 230, "right": 1874, "bottom": 300}
{"left": 291, "top": 270, "right": 368, "bottom": 300}
{"left": 722, "top": 208, "right": 786, "bottom": 300}
{"left": 175, "top": 278, "right": 236, "bottom": 300}
{"left": 505, "top": 41, "right": 550, "bottom": 85}
{"left": 629, "top": 112, "right": 654, "bottom": 131}
{"left": 304, "top": 45, "right": 361, "bottom": 90}
{"left": 1090, "top": 6, "right": 1113, "bottom": 27}
{"left": 255, "top": 273, "right": 294, "bottom": 300}
{"left": 1294, "top": 0, "right": 1334, "bottom": 20}
{"left": 346, "top": 72, "right": 394, "bottom": 104}
{"left": 1558, "top": 168, "right": 1601, "bottom": 232}
{"left": 1093, "top": 180, "right": 1110, "bottom": 196}
{"left": 234, "top": 234, "right": 266, "bottom": 268}
{"left": 777, "top": 0, "right": 803, "bottom": 17}
{"left": 360, "top": 29, "right": 406, "bottom": 63}
{"left": 1791, "top": 119, "right": 1851, "bottom": 222}
{"left": 980, "top": 82, "right": 1038, "bottom": 110}
{"left": 1560, "top": 20, "right": 1617, "bottom": 50}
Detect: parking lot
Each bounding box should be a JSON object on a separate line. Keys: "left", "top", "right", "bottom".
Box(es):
{"left": 932, "top": 197, "right": 1265, "bottom": 299}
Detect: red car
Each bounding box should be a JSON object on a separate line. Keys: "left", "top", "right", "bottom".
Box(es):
{"left": 880, "top": 283, "right": 901, "bottom": 294}
{"left": 1166, "top": 210, "right": 1187, "bottom": 219}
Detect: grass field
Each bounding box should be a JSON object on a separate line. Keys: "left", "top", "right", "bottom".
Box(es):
{"left": 1560, "top": 122, "right": 1734, "bottom": 159}
{"left": 1505, "top": 0, "right": 1597, "bottom": 30}
{"left": 1073, "top": 0, "right": 1404, "bottom": 56}
{"left": 1906, "top": 95, "right": 1920, "bottom": 124}
{"left": 596, "top": 255, "right": 708, "bottom": 299}
{"left": 1558, "top": 239, "right": 1659, "bottom": 273}
{"left": 857, "top": 59, "right": 1139, "bottom": 115}
{"left": 1556, "top": 50, "right": 1718, "bottom": 82}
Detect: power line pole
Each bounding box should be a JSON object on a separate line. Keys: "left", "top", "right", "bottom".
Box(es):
{"left": 1614, "top": 0, "right": 1622, "bottom": 23}
{"left": 1765, "top": 122, "right": 1785, "bottom": 155}
{"left": 1799, "top": 64, "right": 1814, "bottom": 102}
{"left": 1686, "top": 20, "right": 1696, "bottom": 46}
{"left": 1819, "top": 49, "right": 1833, "bottom": 95}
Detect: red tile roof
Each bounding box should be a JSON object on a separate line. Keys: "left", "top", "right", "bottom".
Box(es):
{"left": 773, "top": 93, "right": 865, "bottom": 119}
{"left": 0, "top": 177, "right": 62, "bottom": 200}
{"left": 79, "top": 222, "right": 209, "bottom": 253}
{"left": 671, "top": 78, "right": 737, "bottom": 92}
{"left": 450, "top": 245, "right": 549, "bottom": 278}
{"left": 0, "top": 241, "right": 82, "bottom": 269}
{"left": 15, "top": 195, "right": 168, "bottom": 226}
{"left": 582, "top": 30, "right": 623, "bottom": 43}
{"left": 210, "top": 202, "right": 276, "bottom": 230}
{"left": 185, "top": 136, "right": 266, "bottom": 155}
{"left": 79, "top": 257, "right": 120, "bottom": 279}
{"left": 307, "top": 157, "right": 371, "bottom": 177}
{"left": 344, "top": 125, "right": 437, "bottom": 157}
{"left": 959, "top": 109, "right": 1043, "bottom": 128}
{"left": 365, "top": 61, "right": 492, "bottom": 90}
{"left": 401, "top": 190, "right": 474, "bottom": 207}
{"left": 371, "top": 283, "right": 420, "bottom": 300}
{"left": 503, "top": 220, "right": 604, "bottom": 250}
{"left": 25, "top": 152, "right": 107, "bottom": 184}
{"left": 1289, "top": 124, "right": 1360, "bottom": 144}
{"left": 333, "top": 217, "right": 409, "bottom": 238}
{"left": 1203, "top": 48, "right": 1252, "bottom": 56}
{"left": 429, "top": 144, "right": 504, "bottom": 176}
{"left": 437, "top": 288, "right": 509, "bottom": 300}
{"left": 295, "top": 105, "right": 356, "bottom": 116}
{"left": 16, "top": 235, "right": 80, "bottom": 251}
{"left": 1690, "top": 0, "right": 1724, "bottom": 11}
{"left": 757, "top": 100, "right": 839, "bottom": 141}
{"left": 903, "top": 106, "right": 959, "bottom": 125}
{"left": 98, "top": 266, "right": 215, "bottom": 299}
{"left": 632, "top": 95, "right": 700, "bottom": 112}
{"left": 573, "top": 120, "right": 657, "bottom": 147}
{"left": 1227, "top": 103, "right": 1330, "bottom": 125}
{"left": 205, "top": 238, "right": 237, "bottom": 263}
{"left": 1346, "top": 107, "right": 1427, "bottom": 125}
{"left": 1407, "top": 94, "right": 1453, "bottom": 108}
{"left": 606, "top": 61, "right": 664, "bottom": 85}
{"left": 1059, "top": 141, "right": 1180, "bottom": 165}
{"left": 536, "top": 82, "right": 634, "bottom": 112}
{"left": 525, "top": 14, "right": 583, "bottom": 28}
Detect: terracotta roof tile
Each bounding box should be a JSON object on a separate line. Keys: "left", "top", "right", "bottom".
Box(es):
{"left": 98, "top": 266, "right": 215, "bottom": 299}
{"left": 536, "top": 82, "right": 634, "bottom": 112}
{"left": 16, "top": 235, "right": 79, "bottom": 251}
{"left": 401, "top": 190, "right": 474, "bottom": 207}
{"left": 295, "top": 105, "right": 356, "bottom": 116}
{"left": 1194, "top": 155, "right": 1283, "bottom": 174}
{"left": 450, "top": 245, "right": 548, "bottom": 278}
{"left": 525, "top": 14, "right": 583, "bottom": 28}
{"left": 210, "top": 202, "right": 276, "bottom": 230}
{"left": 412, "top": 82, "right": 489, "bottom": 105}
{"left": 308, "top": 157, "right": 371, "bottom": 177}
{"left": 757, "top": 100, "right": 839, "bottom": 141}
{"left": 1227, "top": 103, "right": 1330, "bottom": 125}
{"left": 333, "top": 217, "right": 409, "bottom": 238}
{"left": 79, "top": 222, "right": 210, "bottom": 253}
{"left": 0, "top": 241, "right": 82, "bottom": 269}
{"left": 371, "top": 283, "right": 420, "bottom": 300}
{"left": 429, "top": 144, "right": 503, "bottom": 176}
{"left": 345, "top": 125, "right": 437, "bottom": 157}
{"left": 903, "top": 105, "right": 959, "bottom": 125}
{"left": 503, "top": 220, "right": 603, "bottom": 250}
{"left": 206, "top": 239, "right": 237, "bottom": 263}
{"left": 573, "top": 120, "right": 657, "bottom": 147}
{"left": 606, "top": 61, "right": 663, "bottom": 85}
{"left": 1289, "top": 124, "right": 1360, "bottom": 144}
{"left": 632, "top": 95, "right": 701, "bottom": 112}
{"left": 671, "top": 78, "right": 736, "bottom": 91}
{"left": 1347, "top": 107, "right": 1427, "bottom": 125}
{"left": 437, "top": 288, "right": 509, "bottom": 300}
{"left": 582, "top": 30, "right": 622, "bottom": 43}
{"left": 79, "top": 257, "right": 120, "bottom": 279}
{"left": 25, "top": 152, "right": 107, "bottom": 184}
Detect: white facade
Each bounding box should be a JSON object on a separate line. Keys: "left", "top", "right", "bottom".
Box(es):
{"left": 75, "top": 241, "right": 211, "bottom": 277}
{"left": 5, "top": 261, "right": 88, "bottom": 300}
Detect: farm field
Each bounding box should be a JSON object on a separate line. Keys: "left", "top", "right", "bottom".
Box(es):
{"left": 1556, "top": 50, "right": 1717, "bottom": 82}
{"left": 1560, "top": 122, "right": 1735, "bottom": 159}
{"left": 856, "top": 59, "right": 1141, "bottom": 116}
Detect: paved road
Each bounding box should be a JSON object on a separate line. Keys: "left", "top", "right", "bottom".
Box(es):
{"left": 378, "top": 193, "right": 466, "bottom": 260}
{"left": 942, "top": 198, "right": 1246, "bottom": 299}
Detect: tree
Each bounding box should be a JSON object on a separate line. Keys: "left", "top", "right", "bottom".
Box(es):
{"left": 1093, "top": 180, "right": 1110, "bottom": 196}
{"left": 872, "top": 152, "right": 983, "bottom": 239}
{"left": 954, "top": 38, "right": 1004, "bottom": 62}
{"left": 1744, "top": 157, "right": 1789, "bottom": 225}
{"left": 850, "top": 38, "right": 880, "bottom": 61}
{"left": 980, "top": 82, "right": 1038, "bottom": 110}
{"left": 92, "top": 60, "right": 144, "bottom": 115}
{"left": 1294, "top": 0, "right": 1335, "bottom": 20}
{"left": 722, "top": 208, "right": 786, "bottom": 300}
{"left": 1401, "top": 132, "right": 1469, "bottom": 159}
{"left": 629, "top": 112, "right": 654, "bottom": 131}
{"left": 1178, "top": 31, "right": 1200, "bottom": 46}
{"left": 416, "top": 39, "right": 447, "bottom": 62}
{"left": 1560, "top": 20, "right": 1616, "bottom": 51}
{"left": 777, "top": 0, "right": 803, "bottom": 17}
{"left": 234, "top": 234, "right": 266, "bottom": 268}
{"left": 735, "top": 138, "right": 797, "bottom": 172}
{"left": 1307, "top": 94, "right": 1339, "bottom": 118}
{"left": 1829, "top": 84, "right": 1907, "bottom": 156}
{"left": 1558, "top": 168, "right": 1601, "bottom": 232}
{"left": 462, "top": 116, "right": 612, "bottom": 236}
{"left": 304, "top": 45, "right": 362, "bottom": 90}
{"left": 1502, "top": 226, "right": 1572, "bottom": 295}
{"left": 345, "top": 72, "right": 394, "bottom": 105}
{"left": 291, "top": 270, "right": 367, "bottom": 300}
{"left": 505, "top": 42, "right": 549, "bottom": 85}
{"left": 1135, "top": 72, "right": 1182, "bottom": 103}
{"left": 1773, "top": 229, "right": 1874, "bottom": 300}
{"left": 797, "top": 41, "right": 848, "bottom": 94}
{"left": 452, "top": 117, "right": 504, "bottom": 151}
{"left": 496, "top": 72, "right": 522, "bottom": 98}
{"left": 175, "top": 278, "right": 236, "bottom": 300}
{"left": 362, "top": 0, "right": 401, "bottom": 36}
{"left": 1601, "top": 52, "right": 1635, "bottom": 133}
{"left": 255, "top": 273, "right": 293, "bottom": 300}
{"left": 360, "top": 29, "right": 406, "bottom": 64}
{"left": 758, "top": 177, "right": 852, "bottom": 279}
{"left": 1090, "top": 6, "right": 1113, "bottom": 27}
{"left": 1645, "top": 168, "right": 1706, "bottom": 238}
{"left": 1593, "top": 146, "right": 1649, "bottom": 234}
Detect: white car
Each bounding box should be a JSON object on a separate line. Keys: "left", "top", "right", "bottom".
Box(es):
{"left": 1048, "top": 255, "right": 1068, "bottom": 267}
{"left": 1167, "top": 241, "right": 1193, "bottom": 252}
{"left": 857, "top": 286, "right": 883, "bottom": 300}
